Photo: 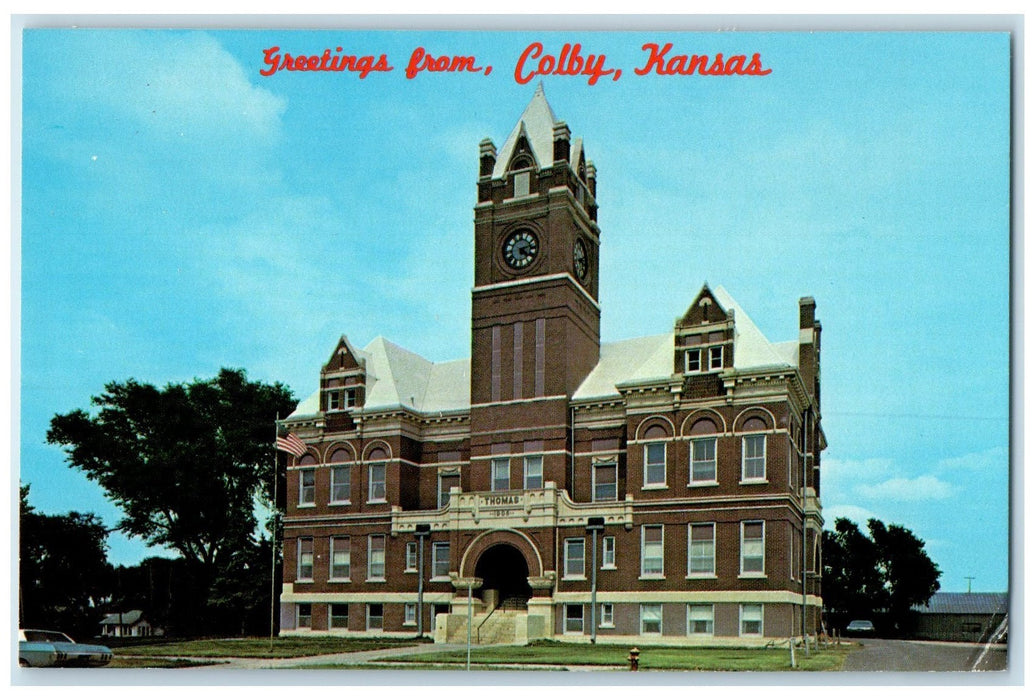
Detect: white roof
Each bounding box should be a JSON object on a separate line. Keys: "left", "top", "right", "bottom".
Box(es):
{"left": 288, "top": 287, "right": 798, "bottom": 415}
{"left": 492, "top": 84, "right": 559, "bottom": 178}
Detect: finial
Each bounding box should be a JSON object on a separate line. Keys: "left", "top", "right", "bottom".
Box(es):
{"left": 534, "top": 81, "right": 546, "bottom": 97}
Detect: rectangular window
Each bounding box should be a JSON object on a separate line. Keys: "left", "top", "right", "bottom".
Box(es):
{"left": 535, "top": 318, "right": 545, "bottom": 397}
{"left": 438, "top": 474, "right": 458, "bottom": 508}
{"left": 432, "top": 542, "right": 450, "bottom": 579}
{"left": 514, "top": 171, "right": 531, "bottom": 197}
{"left": 330, "top": 537, "right": 351, "bottom": 580}
{"left": 329, "top": 603, "right": 349, "bottom": 629}
{"left": 491, "top": 458, "right": 510, "bottom": 491}
{"left": 404, "top": 603, "right": 417, "bottom": 626}
{"left": 564, "top": 538, "right": 586, "bottom": 579}
{"left": 491, "top": 325, "right": 501, "bottom": 402}
{"left": 344, "top": 388, "right": 357, "bottom": 407}
{"left": 330, "top": 466, "right": 351, "bottom": 503}
{"left": 741, "top": 521, "right": 766, "bottom": 575}
{"left": 523, "top": 455, "right": 543, "bottom": 489}
{"left": 742, "top": 435, "right": 767, "bottom": 481}
{"left": 513, "top": 321, "right": 523, "bottom": 399}
{"left": 600, "top": 603, "right": 614, "bottom": 628}
{"left": 564, "top": 604, "right": 584, "bottom": 633}
{"left": 641, "top": 525, "right": 664, "bottom": 577}
{"left": 328, "top": 390, "right": 342, "bottom": 411}
{"left": 367, "top": 603, "right": 383, "bottom": 631}
{"left": 644, "top": 443, "right": 666, "bottom": 486}
{"left": 740, "top": 604, "right": 763, "bottom": 636}
{"left": 299, "top": 469, "right": 315, "bottom": 506}
{"left": 685, "top": 348, "right": 701, "bottom": 373}
{"left": 368, "top": 463, "right": 386, "bottom": 502}
{"left": 709, "top": 345, "right": 724, "bottom": 370}
{"left": 405, "top": 542, "right": 417, "bottom": 572}
{"left": 690, "top": 438, "right": 717, "bottom": 483}
{"left": 688, "top": 605, "right": 714, "bottom": 635}
{"left": 640, "top": 603, "right": 663, "bottom": 635}
{"left": 593, "top": 463, "right": 618, "bottom": 502}
{"left": 297, "top": 603, "right": 312, "bottom": 629}
{"left": 297, "top": 537, "right": 314, "bottom": 581}
{"left": 368, "top": 534, "right": 386, "bottom": 581}
{"left": 602, "top": 536, "right": 616, "bottom": 569}
{"left": 688, "top": 523, "right": 716, "bottom": 576}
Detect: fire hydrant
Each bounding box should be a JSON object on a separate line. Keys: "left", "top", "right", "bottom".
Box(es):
{"left": 628, "top": 647, "right": 640, "bottom": 671}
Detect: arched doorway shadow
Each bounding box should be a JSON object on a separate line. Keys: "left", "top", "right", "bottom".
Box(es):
{"left": 474, "top": 544, "right": 532, "bottom": 610}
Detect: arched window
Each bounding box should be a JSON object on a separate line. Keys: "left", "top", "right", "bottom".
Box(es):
{"left": 327, "top": 448, "right": 352, "bottom": 504}
{"left": 689, "top": 419, "right": 719, "bottom": 484}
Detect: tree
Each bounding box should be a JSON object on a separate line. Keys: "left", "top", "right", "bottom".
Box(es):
{"left": 20, "top": 485, "right": 114, "bottom": 639}
{"left": 46, "top": 368, "right": 297, "bottom": 634}
{"left": 822, "top": 516, "right": 941, "bottom": 637}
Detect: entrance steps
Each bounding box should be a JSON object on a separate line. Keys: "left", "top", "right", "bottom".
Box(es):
{"left": 435, "top": 607, "right": 544, "bottom": 645}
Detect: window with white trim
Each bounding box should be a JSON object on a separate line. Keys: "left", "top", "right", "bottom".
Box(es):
{"left": 688, "top": 523, "right": 715, "bottom": 576}
{"left": 296, "top": 603, "right": 312, "bottom": 629}
{"left": 514, "top": 170, "right": 531, "bottom": 198}
{"left": 405, "top": 542, "right": 417, "bottom": 572}
{"left": 564, "top": 604, "right": 584, "bottom": 633}
{"left": 329, "top": 603, "right": 348, "bottom": 629}
{"left": 740, "top": 603, "right": 763, "bottom": 636}
{"left": 404, "top": 603, "right": 417, "bottom": 626}
{"left": 297, "top": 537, "right": 314, "bottom": 581}
{"left": 368, "top": 463, "right": 387, "bottom": 502}
{"left": 366, "top": 603, "right": 383, "bottom": 631}
{"left": 344, "top": 388, "right": 357, "bottom": 408}
{"left": 599, "top": 603, "right": 614, "bottom": 628}
{"left": 684, "top": 348, "right": 702, "bottom": 373}
{"left": 368, "top": 534, "right": 386, "bottom": 581}
{"left": 644, "top": 443, "right": 666, "bottom": 486}
{"left": 330, "top": 465, "right": 351, "bottom": 503}
{"left": 491, "top": 458, "right": 510, "bottom": 491}
{"left": 602, "top": 536, "right": 616, "bottom": 569}
{"left": 299, "top": 469, "right": 315, "bottom": 506}
{"left": 741, "top": 521, "right": 765, "bottom": 576}
{"left": 709, "top": 345, "right": 724, "bottom": 370}
{"left": 330, "top": 537, "right": 351, "bottom": 580}
{"left": 742, "top": 434, "right": 766, "bottom": 481}
{"left": 438, "top": 474, "right": 458, "bottom": 508}
{"left": 690, "top": 438, "right": 717, "bottom": 483}
{"left": 640, "top": 603, "right": 663, "bottom": 635}
{"left": 432, "top": 542, "right": 450, "bottom": 579}
{"left": 593, "top": 463, "right": 618, "bottom": 502}
{"left": 641, "top": 525, "right": 664, "bottom": 577}
{"left": 523, "top": 455, "right": 543, "bottom": 489}
{"left": 564, "top": 538, "right": 586, "bottom": 579}
{"left": 688, "top": 604, "right": 714, "bottom": 635}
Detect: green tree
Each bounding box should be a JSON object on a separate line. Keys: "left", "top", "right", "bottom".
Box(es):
{"left": 46, "top": 368, "right": 296, "bottom": 634}
{"left": 20, "top": 485, "right": 113, "bottom": 639}
{"left": 822, "top": 516, "right": 940, "bottom": 637}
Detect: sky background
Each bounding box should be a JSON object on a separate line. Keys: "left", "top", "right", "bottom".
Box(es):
{"left": 18, "top": 28, "right": 1010, "bottom": 592}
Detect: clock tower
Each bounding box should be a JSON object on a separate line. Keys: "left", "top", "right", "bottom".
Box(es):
{"left": 469, "top": 86, "right": 601, "bottom": 494}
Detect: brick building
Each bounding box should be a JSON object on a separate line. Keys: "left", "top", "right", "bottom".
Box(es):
{"left": 277, "top": 87, "right": 826, "bottom": 646}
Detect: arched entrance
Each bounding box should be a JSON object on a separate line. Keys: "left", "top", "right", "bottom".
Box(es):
{"left": 474, "top": 544, "right": 533, "bottom": 610}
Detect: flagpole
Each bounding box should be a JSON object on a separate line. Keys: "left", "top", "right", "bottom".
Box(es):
{"left": 269, "top": 412, "right": 279, "bottom": 653}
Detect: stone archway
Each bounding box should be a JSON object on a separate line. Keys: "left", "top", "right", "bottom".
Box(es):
{"left": 475, "top": 543, "right": 533, "bottom": 609}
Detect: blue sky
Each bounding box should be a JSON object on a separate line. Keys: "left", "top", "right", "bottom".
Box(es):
{"left": 18, "top": 29, "right": 1010, "bottom": 592}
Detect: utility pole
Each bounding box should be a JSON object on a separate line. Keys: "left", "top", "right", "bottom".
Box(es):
{"left": 586, "top": 517, "right": 605, "bottom": 643}
{"left": 415, "top": 524, "right": 430, "bottom": 638}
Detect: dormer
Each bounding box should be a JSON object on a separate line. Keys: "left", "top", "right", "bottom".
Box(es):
{"left": 320, "top": 335, "right": 366, "bottom": 413}
{"left": 674, "top": 284, "right": 735, "bottom": 374}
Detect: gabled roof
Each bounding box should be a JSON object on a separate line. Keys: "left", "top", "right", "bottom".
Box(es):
{"left": 913, "top": 592, "right": 1008, "bottom": 615}
{"left": 492, "top": 84, "right": 559, "bottom": 178}
{"left": 100, "top": 610, "right": 145, "bottom": 625}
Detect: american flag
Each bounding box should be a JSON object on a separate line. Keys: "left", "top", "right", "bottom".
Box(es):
{"left": 276, "top": 432, "right": 308, "bottom": 458}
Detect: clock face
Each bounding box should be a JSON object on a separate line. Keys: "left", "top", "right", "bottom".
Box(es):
{"left": 503, "top": 229, "right": 539, "bottom": 269}
{"left": 573, "top": 239, "right": 588, "bottom": 280}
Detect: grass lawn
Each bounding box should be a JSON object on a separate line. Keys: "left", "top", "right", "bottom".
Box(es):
{"left": 115, "top": 636, "right": 426, "bottom": 659}
{"left": 107, "top": 656, "right": 223, "bottom": 669}
{"left": 376, "top": 640, "right": 851, "bottom": 672}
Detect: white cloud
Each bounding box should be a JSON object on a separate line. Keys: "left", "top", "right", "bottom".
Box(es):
{"left": 856, "top": 474, "right": 953, "bottom": 501}
{"left": 937, "top": 445, "right": 1008, "bottom": 472}
{"left": 822, "top": 504, "right": 879, "bottom": 529}
{"left": 822, "top": 457, "right": 895, "bottom": 479}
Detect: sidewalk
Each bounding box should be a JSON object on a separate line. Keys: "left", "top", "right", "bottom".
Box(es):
{"left": 171, "top": 643, "right": 467, "bottom": 670}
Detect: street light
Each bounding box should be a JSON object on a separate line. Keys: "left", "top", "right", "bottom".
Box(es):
{"left": 586, "top": 516, "right": 605, "bottom": 644}
{"left": 415, "top": 523, "right": 431, "bottom": 638}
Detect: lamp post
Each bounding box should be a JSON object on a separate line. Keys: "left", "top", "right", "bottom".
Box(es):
{"left": 415, "top": 524, "right": 431, "bottom": 638}
{"left": 586, "top": 516, "right": 605, "bottom": 643}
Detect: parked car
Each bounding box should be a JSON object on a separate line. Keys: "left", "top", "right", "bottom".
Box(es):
{"left": 18, "top": 629, "right": 113, "bottom": 668}
{"left": 845, "top": 619, "right": 876, "bottom": 636}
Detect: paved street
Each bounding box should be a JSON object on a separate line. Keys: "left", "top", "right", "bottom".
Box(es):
{"left": 842, "top": 638, "right": 1008, "bottom": 672}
